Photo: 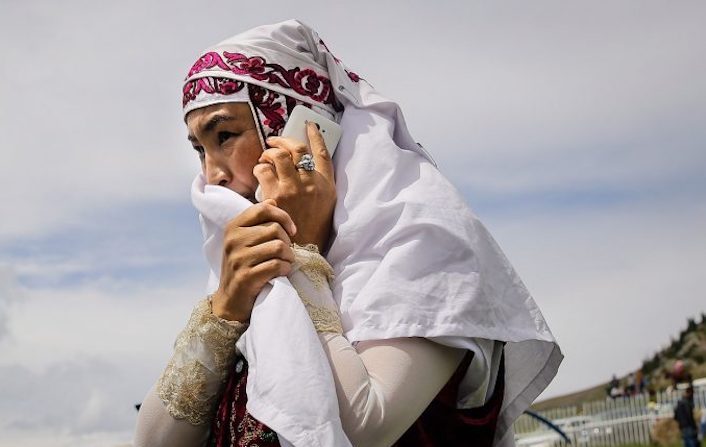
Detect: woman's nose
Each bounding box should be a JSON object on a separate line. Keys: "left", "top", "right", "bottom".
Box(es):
{"left": 204, "top": 153, "right": 230, "bottom": 187}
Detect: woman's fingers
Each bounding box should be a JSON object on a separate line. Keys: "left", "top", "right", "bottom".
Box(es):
{"left": 231, "top": 199, "right": 296, "bottom": 237}
{"left": 262, "top": 130, "right": 333, "bottom": 183}
{"left": 234, "top": 228, "right": 294, "bottom": 289}
{"left": 252, "top": 129, "right": 336, "bottom": 250}
{"left": 253, "top": 161, "right": 277, "bottom": 183}
{"left": 305, "top": 121, "right": 335, "bottom": 182}
{"left": 245, "top": 237, "right": 295, "bottom": 267}
{"left": 253, "top": 162, "right": 278, "bottom": 199}
{"left": 248, "top": 258, "right": 294, "bottom": 285}
{"left": 266, "top": 136, "right": 311, "bottom": 162}
{"left": 246, "top": 221, "right": 292, "bottom": 248}
{"left": 259, "top": 144, "right": 300, "bottom": 184}
{"left": 217, "top": 201, "right": 301, "bottom": 321}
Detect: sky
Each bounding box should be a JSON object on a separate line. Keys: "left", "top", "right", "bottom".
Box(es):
{"left": 1, "top": 1, "right": 705, "bottom": 445}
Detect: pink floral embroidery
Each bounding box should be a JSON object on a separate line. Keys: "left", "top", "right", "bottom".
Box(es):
{"left": 187, "top": 52, "right": 232, "bottom": 77}
{"left": 249, "top": 85, "right": 288, "bottom": 134}
{"left": 182, "top": 78, "right": 246, "bottom": 107}
{"left": 224, "top": 53, "right": 267, "bottom": 75}
{"left": 185, "top": 51, "right": 341, "bottom": 111}
{"left": 182, "top": 75, "right": 308, "bottom": 143}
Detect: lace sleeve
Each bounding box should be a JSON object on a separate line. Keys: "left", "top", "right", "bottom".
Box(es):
{"left": 156, "top": 297, "right": 248, "bottom": 425}
{"left": 289, "top": 244, "right": 343, "bottom": 334}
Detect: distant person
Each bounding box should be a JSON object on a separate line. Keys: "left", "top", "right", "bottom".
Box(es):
{"left": 609, "top": 374, "right": 621, "bottom": 399}
{"left": 672, "top": 360, "right": 693, "bottom": 387}
{"left": 674, "top": 386, "right": 698, "bottom": 447}
{"left": 610, "top": 374, "right": 619, "bottom": 390}
{"left": 627, "top": 373, "right": 636, "bottom": 395}
{"left": 635, "top": 369, "right": 644, "bottom": 394}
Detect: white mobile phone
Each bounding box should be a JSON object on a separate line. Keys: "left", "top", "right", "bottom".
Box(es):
{"left": 281, "top": 105, "right": 342, "bottom": 157}
{"left": 255, "top": 105, "right": 342, "bottom": 202}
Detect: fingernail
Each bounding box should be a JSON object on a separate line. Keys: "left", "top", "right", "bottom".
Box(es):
{"left": 290, "top": 223, "right": 297, "bottom": 235}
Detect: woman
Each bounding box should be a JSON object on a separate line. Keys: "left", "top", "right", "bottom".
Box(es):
{"left": 134, "top": 20, "right": 562, "bottom": 447}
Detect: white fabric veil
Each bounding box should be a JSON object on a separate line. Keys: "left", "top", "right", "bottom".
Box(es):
{"left": 186, "top": 19, "right": 562, "bottom": 446}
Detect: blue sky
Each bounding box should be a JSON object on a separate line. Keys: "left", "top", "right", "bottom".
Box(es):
{"left": 1, "top": 1, "right": 705, "bottom": 445}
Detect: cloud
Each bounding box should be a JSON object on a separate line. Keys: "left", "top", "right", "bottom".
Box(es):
{"left": 0, "top": 268, "right": 23, "bottom": 341}
{"left": 0, "top": 200, "right": 204, "bottom": 288}
{"left": 0, "top": 429, "right": 132, "bottom": 447}
{"left": 0, "top": 265, "right": 206, "bottom": 442}
{"left": 2, "top": 1, "right": 704, "bottom": 240}
{"left": 0, "top": 358, "right": 134, "bottom": 434}
{"left": 0, "top": 269, "right": 204, "bottom": 370}
{"left": 373, "top": 2, "right": 706, "bottom": 198}
{"left": 0, "top": 1, "right": 200, "bottom": 239}
{"left": 486, "top": 195, "right": 706, "bottom": 398}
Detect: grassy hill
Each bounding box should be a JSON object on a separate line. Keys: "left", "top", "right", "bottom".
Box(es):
{"left": 534, "top": 312, "right": 706, "bottom": 411}
{"left": 533, "top": 382, "right": 611, "bottom": 411}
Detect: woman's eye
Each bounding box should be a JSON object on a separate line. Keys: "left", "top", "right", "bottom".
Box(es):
{"left": 218, "top": 131, "right": 238, "bottom": 145}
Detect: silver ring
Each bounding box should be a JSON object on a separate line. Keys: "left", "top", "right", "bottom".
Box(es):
{"left": 295, "top": 153, "right": 316, "bottom": 172}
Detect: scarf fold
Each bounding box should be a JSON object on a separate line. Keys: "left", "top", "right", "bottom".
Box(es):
{"left": 191, "top": 176, "right": 351, "bottom": 447}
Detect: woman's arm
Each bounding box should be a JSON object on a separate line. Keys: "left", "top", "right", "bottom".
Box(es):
{"left": 321, "top": 334, "right": 464, "bottom": 447}
{"left": 134, "top": 384, "right": 211, "bottom": 447}
{"left": 290, "top": 246, "right": 466, "bottom": 447}
{"left": 133, "top": 298, "right": 247, "bottom": 447}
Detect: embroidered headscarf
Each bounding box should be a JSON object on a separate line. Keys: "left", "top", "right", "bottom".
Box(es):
{"left": 183, "top": 47, "right": 343, "bottom": 147}
{"left": 185, "top": 20, "right": 562, "bottom": 447}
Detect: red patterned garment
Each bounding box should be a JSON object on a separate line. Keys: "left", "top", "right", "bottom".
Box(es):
{"left": 208, "top": 357, "right": 280, "bottom": 447}
{"left": 209, "top": 352, "right": 504, "bottom": 447}
{"left": 393, "top": 353, "right": 505, "bottom": 447}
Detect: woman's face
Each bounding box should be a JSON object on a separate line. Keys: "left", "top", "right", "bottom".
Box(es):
{"left": 186, "top": 102, "right": 263, "bottom": 201}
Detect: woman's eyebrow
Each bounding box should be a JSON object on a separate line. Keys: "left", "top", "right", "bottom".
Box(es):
{"left": 188, "top": 114, "right": 237, "bottom": 142}
{"left": 203, "top": 114, "right": 236, "bottom": 133}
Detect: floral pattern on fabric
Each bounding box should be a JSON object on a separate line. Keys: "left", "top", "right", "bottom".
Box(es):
{"left": 248, "top": 84, "right": 299, "bottom": 137}
{"left": 209, "top": 357, "right": 280, "bottom": 447}
{"left": 182, "top": 78, "right": 246, "bottom": 108}
{"left": 182, "top": 75, "right": 307, "bottom": 142}
{"left": 185, "top": 51, "right": 342, "bottom": 111}
{"left": 156, "top": 298, "right": 245, "bottom": 426}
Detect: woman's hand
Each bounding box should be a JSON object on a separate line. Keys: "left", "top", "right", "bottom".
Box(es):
{"left": 254, "top": 122, "right": 336, "bottom": 250}
{"left": 211, "top": 199, "right": 297, "bottom": 322}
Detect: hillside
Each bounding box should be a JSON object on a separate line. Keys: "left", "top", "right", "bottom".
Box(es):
{"left": 641, "top": 313, "right": 706, "bottom": 389}
{"left": 534, "top": 312, "right": 706, "bottom": 411}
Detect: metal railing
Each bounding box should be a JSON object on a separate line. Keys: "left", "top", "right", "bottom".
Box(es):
{"left": 514, "top": 385, "right": 706, "bottom": 447}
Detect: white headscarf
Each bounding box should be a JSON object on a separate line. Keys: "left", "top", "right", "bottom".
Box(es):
{"left": 186, "top": 19, "right": 562, "bottom": 446}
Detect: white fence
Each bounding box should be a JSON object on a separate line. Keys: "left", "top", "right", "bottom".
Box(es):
{"left": 514, "top": 385, "right": 706, "bottom": 447}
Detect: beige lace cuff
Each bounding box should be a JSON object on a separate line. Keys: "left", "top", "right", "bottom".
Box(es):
{"left": 157, "top": 297, "right": 248, "bottom": 425}
{"left": 291, "top": 244, "right": 343, "bottom": 335}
